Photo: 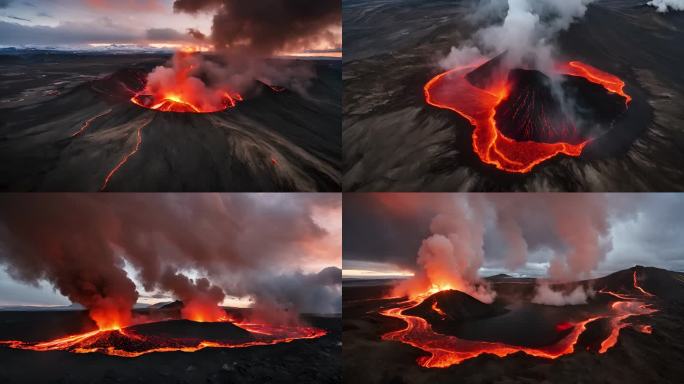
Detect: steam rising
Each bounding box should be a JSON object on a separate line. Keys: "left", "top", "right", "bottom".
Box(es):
{"left": 532, "top": 283, "right": 595, "bottom": 306}
{"left": 441, "top": 0, "right": 594, "bottom": 71}
{"left": 0, "top": 194, "right": 341, "bottom": 327}
{"left": 370, "top": 194, "right": 612, "bottom": 305}
{"left": 647, "top": 0, "right": 684, "bottom": 12}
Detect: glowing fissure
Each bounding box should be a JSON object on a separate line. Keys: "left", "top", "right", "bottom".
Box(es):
{"left": 381, "top": 274, "right": 656, "bottom": 368}
{"left": 0, "top": 318, "right": 326, "bottom": 358}
{"left": 72, "top": 108, "right": 113, "bottom": 137}
{"left": 424, "top": 60, "right": 631, "bottom": 173}
{"left": 100, "top": 117, "right": 154, "bottom": 191}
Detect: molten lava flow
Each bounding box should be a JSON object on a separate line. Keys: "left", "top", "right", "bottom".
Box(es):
{"left": 633, "top": 271, "right": 655, "bottom": 297}
{"left": 424, "top": 60, "right": 631, "bottom": 173}
{"left": 130, "top": 51, "right": 242, "bottom": 113}
{"left": 381, "top": 284, "right": 656, "bottom": 368}
{"left": 431, "top": 302, "right": 447, "bottom": 319}
{"left": 72, "top": 108, "right": 113, "bottom": 137}
{"left": 100, "top": 117, "right": 154, "bottom": 191}
{"left": 0, "top": 318, "right": 326, "bottom": 358}
{"left": 182, "top": 302, "right": 229, "bottom": 323}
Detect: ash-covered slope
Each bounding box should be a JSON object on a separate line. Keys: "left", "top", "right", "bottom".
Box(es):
{"left": 130, "top": 319, "right": 253, "bottom": 343}
{"left": 595, "top": 265, "right": 684, "bottom": 302}
{"left": 0, "top": 54, "right": 341, "bottom": 191}
{"left": 404, "top": 289, "right": 506, "bottom": 321}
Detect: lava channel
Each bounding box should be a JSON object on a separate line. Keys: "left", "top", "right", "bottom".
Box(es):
{"left": 424, "top": 60, "right": 631, "bottom": 173}
{"left": 380, "top": 271, "right": 656, "bottom": 368}
{"left": 0, "top": 317, "right": 326, "bottom": 358}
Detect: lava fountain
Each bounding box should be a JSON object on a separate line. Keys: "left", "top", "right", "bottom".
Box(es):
{"left": 130, "top": 51, "right": 242, "bottom": 113}
{"left": 380, "top": 271, "right": 656, "bottom": 368}
{"left": 425, "top": 60, "right": 631, "bottom": 173}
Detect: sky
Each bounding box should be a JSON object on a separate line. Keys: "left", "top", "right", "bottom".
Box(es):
{"left": 0, "top": 0, "right": 342, "bottom": 56}
{"left": 343, "top": 193, "right": 684, "bottom": 279}
{"left": 0, "top": 194, "right": 342, "bottom": 310}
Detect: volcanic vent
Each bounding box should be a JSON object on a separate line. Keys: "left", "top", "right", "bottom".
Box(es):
{"left": 129, "top": 51, "right": 242, "bottom": 113}
{"left": 426, "top": 56, "right": 631, "bottom": 173}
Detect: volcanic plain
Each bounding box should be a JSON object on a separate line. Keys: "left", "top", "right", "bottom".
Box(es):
{"left": 0, "top": 51, "right": 341, "bottom": 191}
{"left": 0, "top": 305, "right": 341, "bottom": 384}
{"left": 342, "top": 266, "right": 684, "bottom": 384}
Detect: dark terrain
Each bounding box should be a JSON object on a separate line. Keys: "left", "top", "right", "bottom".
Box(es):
{"left": 343, "top": 267, "right": 684, "bottom": 383}
{"left": 0, "top": 307, "right": 341, "bottom": 384}
{"left": 0, "top": 51, "right": 341, "bottom": 191}
{"left": 343, "top": 0, "right": 684, "bottom": 191}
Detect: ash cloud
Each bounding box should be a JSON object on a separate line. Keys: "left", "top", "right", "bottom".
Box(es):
{"left": 0, "top": 194, "right": 341, "bottom": 326}
{"left": 161, "top": 0, "right": 341, "bottom": 97}
{"left": 647, "top": 0, "right": 684, "bottom": 12}
{"left": 172, "top": 0, "right": 341, "bottom": 56}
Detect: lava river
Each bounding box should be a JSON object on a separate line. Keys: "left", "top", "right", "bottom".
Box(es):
{"left": 0, "top": 316, "right": 326, "bottom": 358}
{"left": 424, "top": 60, "right": 631, "bottom": 173}
{"left": 380, "top": 271, "right": 656, "bottom": 368}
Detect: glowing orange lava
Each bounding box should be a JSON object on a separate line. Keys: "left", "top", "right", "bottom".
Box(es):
{"left": 381, "top": 284, "right": 656, "bottom": 368}
{"left": 130, "top": 51, "right": 242, "bottom": 113}
{"left": 424, "top": 60, "right": 631, "bottom": 173}
{"left": 100, "top": 117, "right": 154, "bottom": 191}
{"left": 72, "top": 108, "right": 112, "bottom": 137}
{"left": 633, "top": 270, "right": 654, "bottom": 297}
{"left": 0, "top": 318, "right": 326, "bottom": 358}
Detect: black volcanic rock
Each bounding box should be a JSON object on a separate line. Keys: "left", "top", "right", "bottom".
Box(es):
{"left": 595, "top": 265, "right": 684, "bottom": 302}
{"left": 129, "top": 319, "right": 253, "bottom": 343}
{"left": 404, "top": 290, "right": 506, "bottom": 321}
{"left": 494, "top": 68, "right": 627, "bottom": 144}
{"left": 496, "top": 69, "right": 580, "bottom": 144}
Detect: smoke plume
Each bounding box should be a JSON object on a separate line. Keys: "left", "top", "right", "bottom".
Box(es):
{"left": 647, "top": 0, "right": 684, "bottom": 12}
{"left": 532, "top": 283, "right": 595, "bottom": 306}
{"left": 360, "top": 194, "right": 614, "bottom": 305}
{"left": 0, "top": 194, "right": 341, "bottom": 327}
{"left": 441, "top": 0, "right": 594, "bottom": 71}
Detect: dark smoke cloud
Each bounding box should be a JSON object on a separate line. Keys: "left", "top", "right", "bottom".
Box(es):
{"left": 145, "top": 27, "right": 194, "bottom": 42}
{"left": 173, "top": 0, "right": 341, "bottom": 55}
{"left": 0, "top": 194, "right": 341, "bottom": 324}
{"left": 246, "top": 267, "right": 342, "bottom": 315}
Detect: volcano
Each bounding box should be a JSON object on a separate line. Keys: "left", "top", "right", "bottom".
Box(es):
{"left": 342, "top": 0, "right": 684, "bottom": 191}
{"left": 0, "top": 308, "right": 340, "bottom": 384}
{"left": 0, "top": 316, "right": 325, "bottom": 358}
{"left": 343, "top": 266, "right": 684, "bottom": 383}
{"left": 424, "top": 58, "right": 631, "bottom": 173}
{"left": 0, "top": 51, "right": 341, "bottom": 191}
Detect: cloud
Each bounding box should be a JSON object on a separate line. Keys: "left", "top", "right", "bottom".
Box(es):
{"left": 0, "top": 19, "right": 139, "bottom": 45}
{"left": 0, "top": 0, "right": 12, "bottom": 9}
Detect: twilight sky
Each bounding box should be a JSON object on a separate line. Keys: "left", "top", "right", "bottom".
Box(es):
{"left": 0, "top": 194, "right": 341, "bottom": 311}
{"left": 0, "top": 0, "right": 342, "bottom": 55}
{"left": 343, "top": 193, "right": 684, "bottom": 279}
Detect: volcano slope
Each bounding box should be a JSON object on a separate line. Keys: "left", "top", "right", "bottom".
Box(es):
{"left": 0, "top": 306, "right": 341, "bottom": 384}
{"left": 342, "top": 266, "right": 684, "bottom": 384}
{"left": 343, "top": 0, "right": 684, "bottom": 191}
{"left": 0, "top": 51, "right": 341, "bottom": 191}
